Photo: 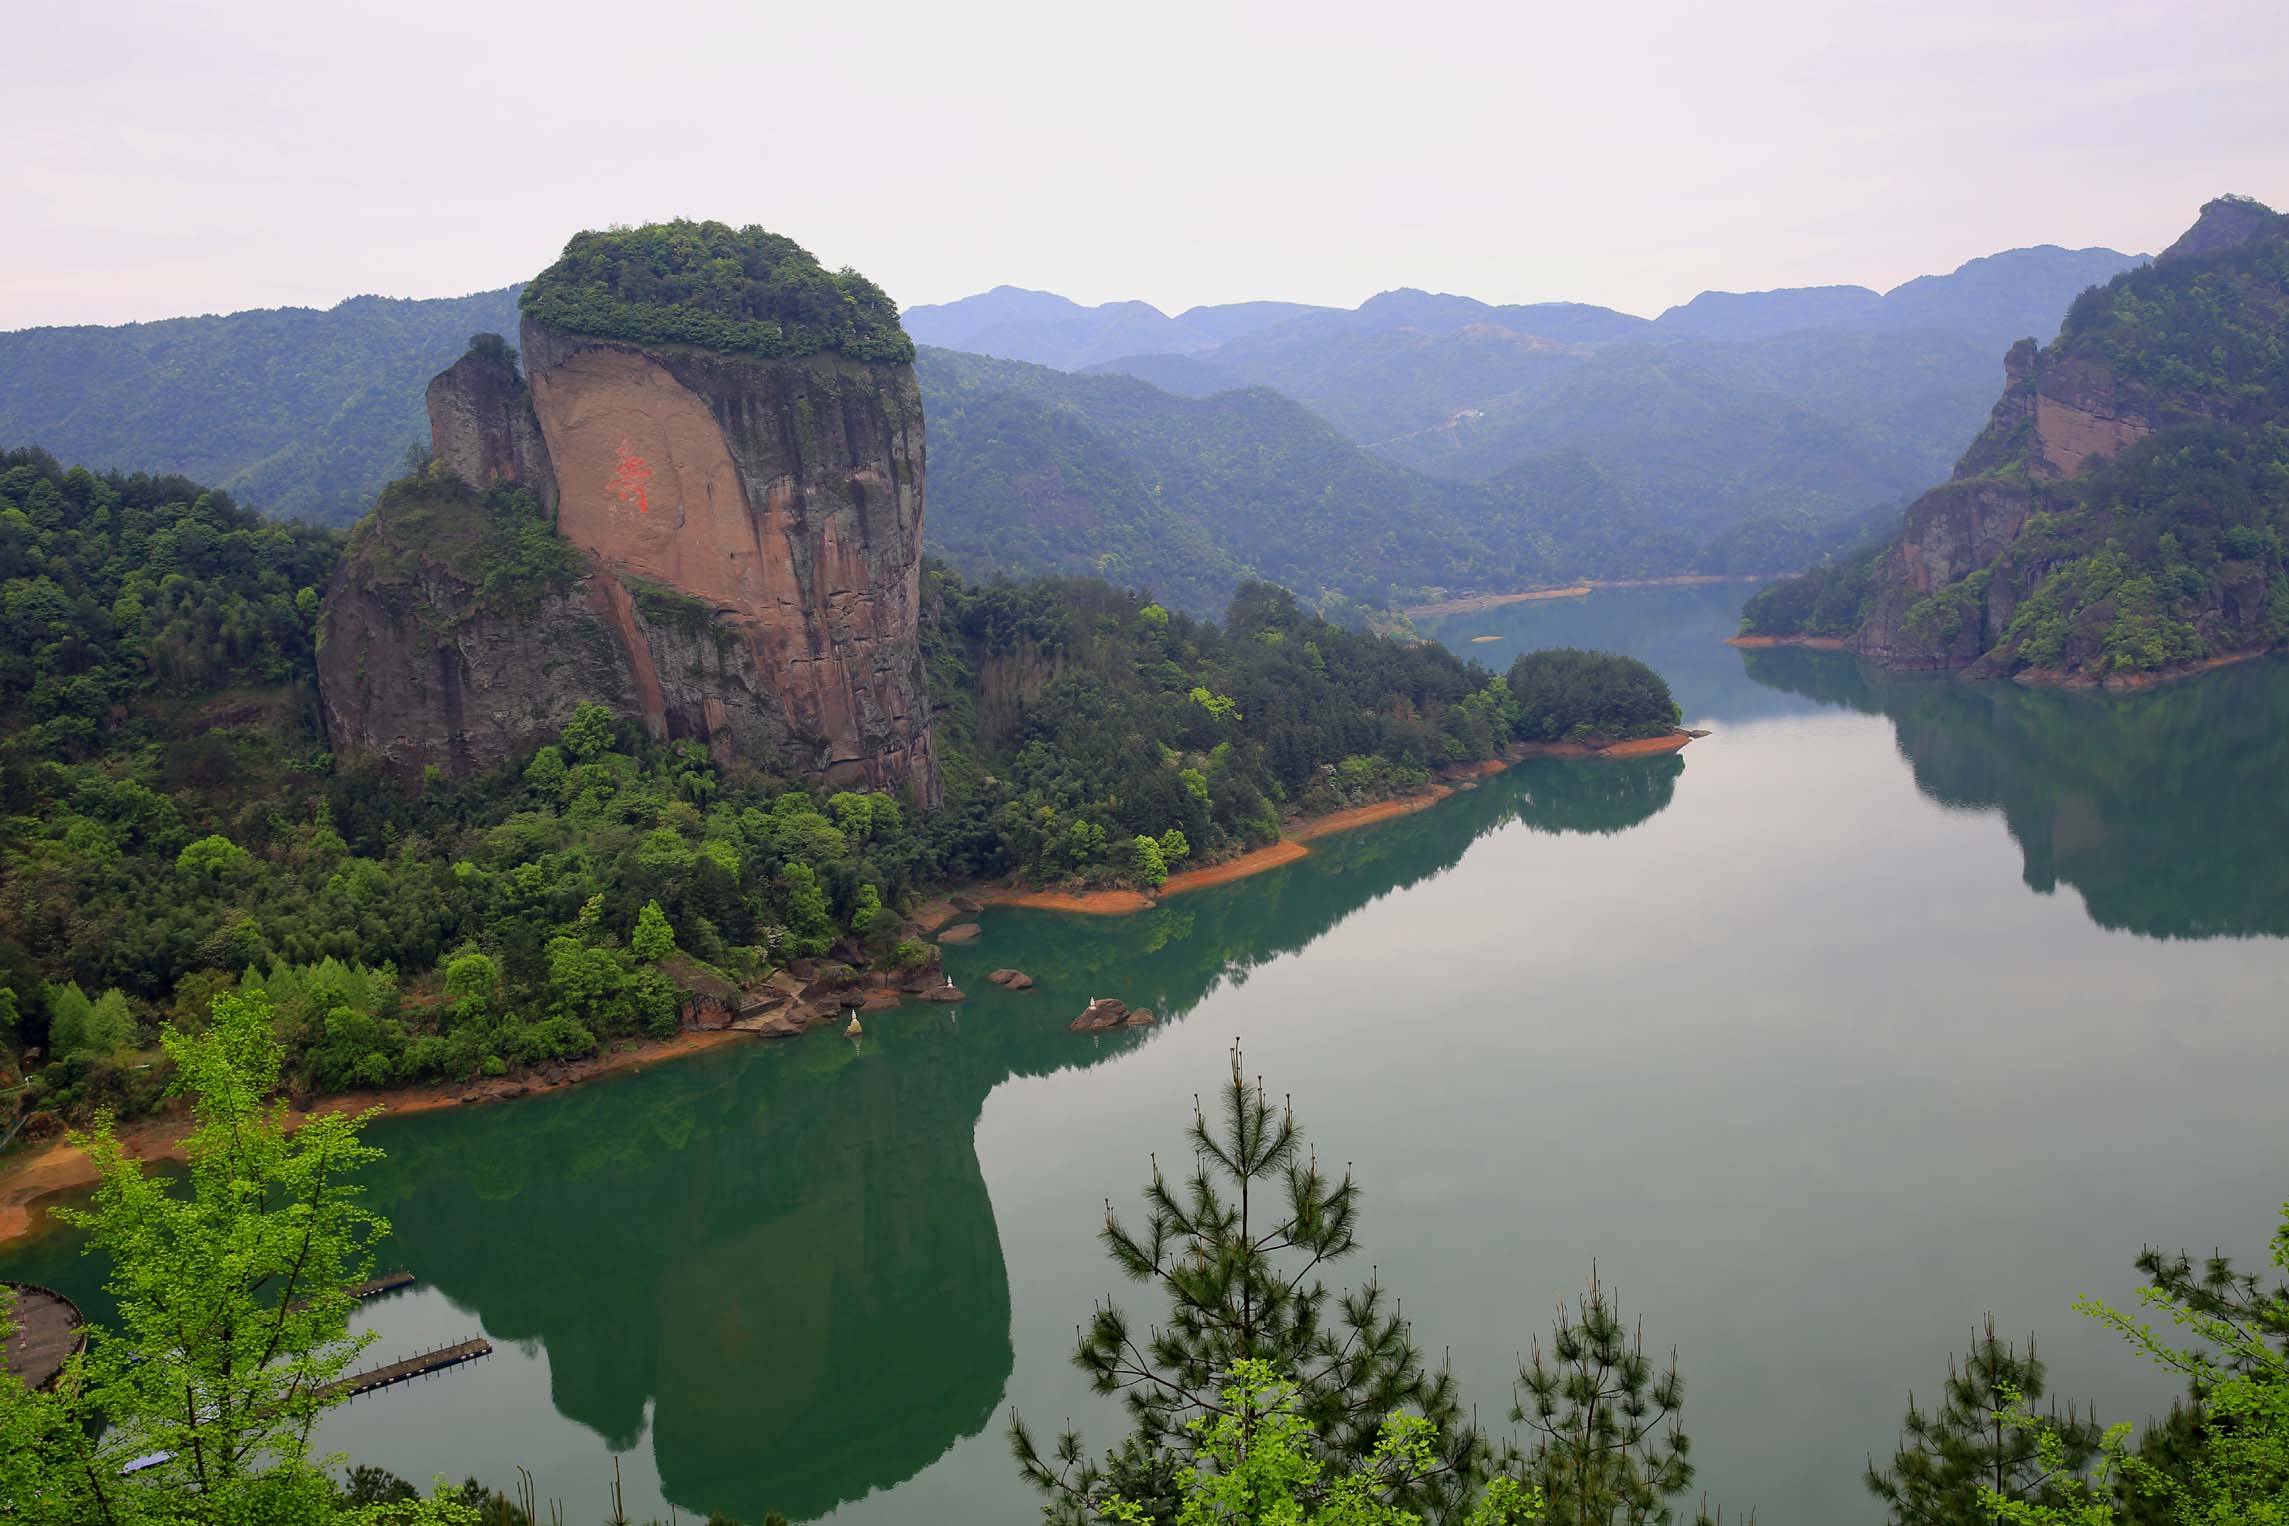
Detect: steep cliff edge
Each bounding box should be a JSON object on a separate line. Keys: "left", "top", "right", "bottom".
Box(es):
{"left": 321, "top": 223, "right": 939, "bottom": 801}
{"left": 1743, "top": 196, "right": 2289, "bottom": 683}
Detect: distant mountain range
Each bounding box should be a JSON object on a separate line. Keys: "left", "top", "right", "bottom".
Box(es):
{"left": 0, "top": 239, "right": 2145, "bottom": 616}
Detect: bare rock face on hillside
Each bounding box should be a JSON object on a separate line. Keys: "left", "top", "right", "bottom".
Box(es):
{"left": 320, "top": 284, "right": 939, "bottom": 803}
{"left": 518, "top": 317, "right": 936, "bottom": 799}
{"left": 1841, "top": 199, "right": 2289, "bottom": 673}
{"left": 425, "top": 335, "right": 555, "bottom": 504}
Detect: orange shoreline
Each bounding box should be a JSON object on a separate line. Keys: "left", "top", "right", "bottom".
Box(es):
{"left": 1406, "top": 573, "right": 1785, "bottom": 620}
{"left": 1726, "top": 633, "right": 1849, "bottom": 650}
{"left": 975, "top": 730, "right": 1695, "bottom": 916}
{"left": 0, "top": 1026, "right": 753, "bottom": 1246}
{"left": 0, "top": 730, "right": 1699, "bottom": 1241}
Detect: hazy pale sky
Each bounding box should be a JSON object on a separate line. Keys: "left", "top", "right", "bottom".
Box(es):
{"left": 8, "top": 0, "right": 2287, "bottom": 330}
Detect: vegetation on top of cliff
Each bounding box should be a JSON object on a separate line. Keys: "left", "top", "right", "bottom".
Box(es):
{"left": 520, "top": 220, "right": 915, "bottom": 364}
{"left": 344, "top": 464, "right": 585, "bottom": 620}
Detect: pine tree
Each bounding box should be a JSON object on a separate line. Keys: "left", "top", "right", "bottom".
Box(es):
{"left": 1512, "top": 1270, "right": 1704, "bottom": 1526}
{"left": 1866, "top": 1315, "right": 2102, "bottom": 1523}
{"left": 1011, "top": 1044, "right": 1491, "bottom": 1522}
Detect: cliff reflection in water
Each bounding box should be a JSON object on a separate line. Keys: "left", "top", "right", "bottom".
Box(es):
{"left": 1741, "top": 647, "right": 2289, "bottom": 939}
{"left": 340, "top": 754, "right": 1678, "bottom": 1520}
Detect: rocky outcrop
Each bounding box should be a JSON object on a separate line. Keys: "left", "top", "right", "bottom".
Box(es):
{"left": 320, "top": 238, "right": 940, "bottom": 803}
{"left": 1827, "top": 198, "right": 2289, "bottom": 675}
{"left": 426, "top": 335, "right": 554, "bottom": 503}
{"left": 518, "top": 318, "right": 936, "bottom": 798}
{"left": 2159, "top": 195, "right": 2277, "bottom": 263}
{"left": 317, "top": 475, "right": 653, "bottom": 776}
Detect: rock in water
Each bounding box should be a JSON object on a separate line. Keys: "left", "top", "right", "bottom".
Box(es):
{"left": 936, "top": 923, "right": 982, "bottom": 944}
{"left": 1069, "top": 998, "right": 1129, "bottom": 1032}
{"left": 319, "top": 222, "right": 939, "bottom": 802}
{"left": 986, "top": 968, "right": 1035, "bottom": 989}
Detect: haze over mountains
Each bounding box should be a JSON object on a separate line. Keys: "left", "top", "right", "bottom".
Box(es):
{"left": 0, "top": 238, "right": 2142, "bottom": 616}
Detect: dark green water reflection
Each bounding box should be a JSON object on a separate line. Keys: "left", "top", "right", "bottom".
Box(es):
{"left": 9, "top": 590, "right": 2288, "bottom": 1524}
{"left": 1742, "top": 647, "right": 2289, "bottom": 939}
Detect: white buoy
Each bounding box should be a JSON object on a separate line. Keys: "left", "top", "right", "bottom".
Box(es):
{"left": 845, "top": 1014, "right": 863, "bottom": 1039}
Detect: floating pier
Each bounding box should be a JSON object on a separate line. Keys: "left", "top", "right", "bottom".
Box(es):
{"left": 320, "top": 1337, "right": 492, "bottom": 1400}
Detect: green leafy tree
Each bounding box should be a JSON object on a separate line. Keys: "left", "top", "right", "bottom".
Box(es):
{"left": 1129, "top": 834, "right": 1171, "bottom": 888}
{"left": 176, "top": 832, "right": 254, "bottom": 878}
{"left": 560, "top": 700, "right": 618, "bottom": 762}
{"left": 632, "top": 899, "right": 677, "bottom": 962}
{"left": 0, "top": 989, "right": 473, "bottom": 1523}
{"left": 1867, "top": 1315, "right": 2102, "bottom": 1523}
{"left": 1099, "top": 1360, "right": 1547, "bottom": 1526}
{"left": 1011, "top": 1046, "right": 1490, "bottom": 1523}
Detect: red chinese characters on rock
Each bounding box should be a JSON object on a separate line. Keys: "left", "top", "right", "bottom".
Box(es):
{"left": 609, "top": 440, "right": 653, "bottom": 514}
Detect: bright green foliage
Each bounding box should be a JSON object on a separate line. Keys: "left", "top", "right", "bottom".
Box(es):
{"left": 1505, "top": 650, "right": 1680, "bottom": 743}
{"left": 520, "top": 220, "right": 914, "bottom": 363}
{"left": 177, "top": 832, "right": 254, "bottom": 878}
{"left": 0, "top": 996, "right": 478, "bottom": 1522}
{"left": 43, "top": 980, "right": 137, "bottom": 1058}
{"left": 1128, "top": 835, "right": 1171, "bottom": 888}
{"left": 1866, "top": 1315, "right": 2103, "bottom": 1523}
{"left": 632, "top": 899, "right": 677, "bottom": 962}
{"left": 1512, "top": 1273, "right": 1700, "bottom": 1526}
{"left": 1968, "top": 1201, "right": 2289, "bottom": 1525}
{"left": 1010, "top": 1046, "right": 1491, "bottom": 1524}
{"left": 0, "top": 991, "right": 472, "bottom": 1523}
{"left": 1097, "top": 1360, "right": 1549, "bottom": 1526}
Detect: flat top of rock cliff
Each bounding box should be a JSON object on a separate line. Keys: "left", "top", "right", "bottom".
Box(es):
{"left": 519, "top": 220, "right": 914, "bottom": 364}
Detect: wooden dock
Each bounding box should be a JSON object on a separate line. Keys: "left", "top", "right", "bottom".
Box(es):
{"left": 350, "top": 1271, "right": 416, "bottom": 1301}
{"left": 320, "top": 1337, "right": 492, "bottom": 1400}
{"left": 2, "top": 1281, "right": 85, "bottom": 1391}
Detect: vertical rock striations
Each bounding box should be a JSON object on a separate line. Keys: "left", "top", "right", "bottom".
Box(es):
{"left": 424, "top": 332, "right": 555, "bottom": 505}
{"left": 320, "top": 223, "right": 940, "bottom": 802}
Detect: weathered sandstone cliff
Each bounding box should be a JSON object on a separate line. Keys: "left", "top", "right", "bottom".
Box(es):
{"left": 320, "top": 228, "right": 939, "bottom": 802}
{"left": 1818, "top": 197, "right": 2289, "bottom": 676}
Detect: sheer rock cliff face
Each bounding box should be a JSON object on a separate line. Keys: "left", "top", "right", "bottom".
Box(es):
{"left": 320, "top": 324, "right": 940, "bottom": 803}
{"left": 520, "top": 318, "right": 936, "bottom": 799}
{"left": 425, "top": 343, "right": 555, "bottom": 505}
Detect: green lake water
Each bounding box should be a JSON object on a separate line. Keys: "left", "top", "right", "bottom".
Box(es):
{"left": 11, "top": 583, "right": 2289, "bottom": 1522}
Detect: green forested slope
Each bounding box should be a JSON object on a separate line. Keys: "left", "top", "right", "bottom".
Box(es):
{"left": 0, "top": 449, "right": 1670, "bottom": 1117}
{"left": 0, "top": 289, "right": 521, "bottom": 525}
{"left": 1745, "top": 197, "right": 2289, "bottom": 678}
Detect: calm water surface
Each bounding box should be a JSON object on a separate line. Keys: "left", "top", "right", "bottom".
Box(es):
{"left": 11, "top": 584, "right": 2289, "bottom": 1522}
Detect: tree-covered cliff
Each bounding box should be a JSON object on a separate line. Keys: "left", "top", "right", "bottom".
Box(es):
{"left": 0, "top": 449, "right": 1673, "bottom": 1120}
{"left": 1744, "top": 196, "right": 2289, "bottom": 682}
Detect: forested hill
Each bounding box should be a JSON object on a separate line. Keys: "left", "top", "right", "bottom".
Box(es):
{"left": 0, "top": 287, "right": 523, "bottom": 524}
{"left": 0, "top": 447, "right": 1677, "bottom": 1120}
{"left": 1742, "top": 196, "right": 2289, "bottom": 682}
